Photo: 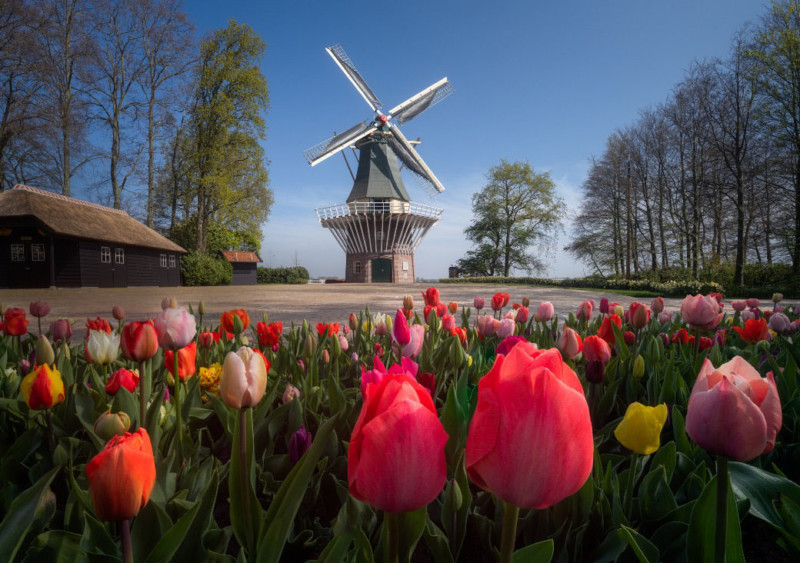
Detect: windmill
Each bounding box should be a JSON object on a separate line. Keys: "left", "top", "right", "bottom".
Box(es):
{"left": 305, "top": 44, "right": 452, "bottom": 283}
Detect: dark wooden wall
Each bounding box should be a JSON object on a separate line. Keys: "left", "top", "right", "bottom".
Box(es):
{"left": 231, "top": 263, "right": 257, "bottom": 285}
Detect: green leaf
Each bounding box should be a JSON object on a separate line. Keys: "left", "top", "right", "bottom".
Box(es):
{"left": 20, "top": 531, "right": 85, "bottom": 563}
{"left": 79, "top": 513, "right": 118, "bottom": 557}
{"left": 229, "top": 408, "right": 261, "bottom": 557}
{"left": 687, "top": 473, "right": 745, "bottom": 563}
{"left": 639, "top": 465, "right": 678, "bottom": 521}
{"left": 145, "top": 471, "right": 219, "bottom": 563}
{"left": 422, "top": 517, "right": 454, "bottom": 563}
{"left": 512, "top": 538, "right": 554, "bottom": 563}
{"left": 379, "top": 507, "right": 426, "bottom": 563}
{"left": 0, "top": 466, "right": 60, "bottom": 561}
{"left": 649, "top": 441, "right": 676, "bottom": 483}
{"left": 728, "top": 461, "right": 800, "bottom": 530}
{"left": 256, "top": 414, "right": 339, "bottom": 563}
{"left": 618, "top": 525, "right": 659, "bottom": 563}
{"left": 131, "top": 501, "right": 173, "bottom": 562}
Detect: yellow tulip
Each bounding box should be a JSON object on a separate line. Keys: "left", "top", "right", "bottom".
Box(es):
{"left": 614, "top": 402, "right": 668, "bottom": 455}
{"left": 20, "top": 364, "right": 65, "bottom": 410}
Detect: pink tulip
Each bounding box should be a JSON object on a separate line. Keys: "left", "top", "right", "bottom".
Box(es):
{"left": 658, "top": 311, "right": 673, "bottom": 324}
{"left": 473, "top": 296, "right": 485, "bottom": 311}
{"left": 338, "top": 335, "right": 349, "bottom": 352}
{"left": 629, "top": 302, "right": 651, "bottom": 330}
{"left": 650, "top": 296, "right": 664, "bottom": 314}
{"left": 496, "top": 318, "right": 515, "bottom": 339}
{"left": 154, "top": 307, "right": 196, "bottom": 350}
{"left": 686, "top": 357, "right": 782, "bottom": 460}
{"left": 401, "top": 324, "right": 425, "bottom": 359}
{"left": 746, "top": 298, "right": 760, "bottom": 309}
{"left": 29, "top": 301, "right": 51, "bottom": 318}
{"left": 283, "top": 384, "right": 300, "bottom": 404}
{"left": 577, "top": 300, "right": 593, "bottom": 321}
{"left": 112, "top": 305, "right": 126, "bottom": 321}
{"left": 220, "top": 347, "right": 268, "bottom": 408}
{"left": 50, "top": 319, "right": 72, "bottom": 342}
{"left": 441, "top": 314, "right": 456, "bottom": 332}
{"left": 535, "top": 302, "right": 554, "bottom": 322}
{"left": 731, "top": 300, "right": 747, "bottom": 312}
{"left": 680, "top": 294, "right": 723, "bottom": 330}
{"left": 557, "top": 327, "right": 583, "bottom": 359}
{"left": 466, "top": 344, "right": 593, "bottom": 509}
{"left": 741, "top": 310, "right": 755, "bottom": 321}
{"left": 393, "top": 309, "right": 410, "bottom": 346}
{"left": 477, "top": 315, "right": 496, "bottom": 337}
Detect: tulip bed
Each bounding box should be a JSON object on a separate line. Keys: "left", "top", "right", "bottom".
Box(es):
{"left": 1, "top": 291, "right": 800, "bottom": 562}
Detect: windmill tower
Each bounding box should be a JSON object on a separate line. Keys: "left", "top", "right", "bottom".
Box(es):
{"left": 304, "top": 45, "right": 452, "bottom": 283}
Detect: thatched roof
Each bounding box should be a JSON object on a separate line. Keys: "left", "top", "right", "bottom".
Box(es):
{"left": 221, "top": 250, "right": 261, "bottom": 263}
{"left": 0, "top": 185, "right": 186, "bottom": 253}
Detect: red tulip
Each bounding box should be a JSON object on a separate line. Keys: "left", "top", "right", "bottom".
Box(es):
{"left": 441, "top": 313, "right": 455, "bottom": 332}
{"left": 393, "top": 309, "right": 410, "bottom": 346}
{"left": 699, "top": 336, "right": 713, "bottom": 351}
{"left": 86, "top": 429, "right": 156, "bottom": 521}
{"left": 348, "top": 373, "right": 448, "bottom": 512}
{"left": 623, "top": 330, "right": 636, "bottom": 346}
{"left": 3, "top": 307, "right": 28, "bottom": 335}
{"left": 255, "top": 322, "right": 282, "bottom": 348}
{"left": 105, "top": 368, "right": 140, "bottom": 395}
{"left": 120, "top": 321, "right": 159, "bottom": 362}
{"left": 596, "top": 314, "right": 622, "bottom": 346}
{"left": 316, "top": 322, "right": 340, "bottom": 338}
{"left": 496, "top": 335, "right": 526, "bottom": 356}
{"left": 491, "top": 292, "right": 510, "bottom": 311}
{"left": 629, "top": 302, "right": 650, "bottom": 330}
{"left": 220, "top": 309, "right": 250, "bottom": 336}
{"left": 733, "top": 319, "right": 769, "bottom": 343}
{"left": 198, "top": 331, "right": 221, "bottom": 349}
{"left": 671, "top": 328, "right": 695, "bottom": 345}
{"left": 681, "top": 294, "right": 723, "bottom": 331}
{"left": 686, "top": 357, "right": 782, "bottom": 460}
{"left": 448, "top": 301, "right": 458, "bottom": 314}
{"left": 20, "top": 364, "right": 65, "bottom": 409}
{"left": 583, "top": 336, "right": 611, "bottom": 363}
{"left": 451, "top": 326, "right": 467, "bottom": 345}
{"left": 421, "top": 287, "right": 440, "bottom": 307}
{"left": 164, "top": 342, "right": 197, "bottom": 380}
{"left": 86, "top": 317, "right": 112, "bottom": 334}
{"left": 515, "top": 306, "right": 530, "bottom": 323}
{"left": 576, "top": 300, "right": 593, "bottom": 322}
{"left": 466, "top": 344, "right": 593, "bottom": 508}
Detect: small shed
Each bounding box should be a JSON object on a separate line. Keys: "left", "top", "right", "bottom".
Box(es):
{"left": 0, "top": 184, "right": 186, "bottom": 288}
{"left": 221, "top": 250, "right": 261, "bottom": 285}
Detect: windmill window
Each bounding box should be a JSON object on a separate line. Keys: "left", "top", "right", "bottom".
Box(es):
{"left": 31, "top": 244, "right": 46, "bottom": 262}
{"left": 115, "top": 248, "right": 125, "bottom": 264}
{"left": 101, "top": 247, "right": 111, "bottom": 263}
{"left": 402, "top": 260, "right": 409, "bottom": 271}
{"left": 353, "top": 261, "right": 361, "bottom": 274}
{"left": 376, "top": 231, "right": 383, "bottom": 241}
{"left": 169, "top": 255, "right": 176, "bottom": 268}
{"left": 11, "top": 244, "right": 24, "bottom": 262}
{"left": 160, "top": 254, "right": 167, "bottom": 268}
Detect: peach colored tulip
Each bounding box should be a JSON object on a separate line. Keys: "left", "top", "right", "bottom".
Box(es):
{"left": 220, "top": 346, "right": 269, "bottom": 409}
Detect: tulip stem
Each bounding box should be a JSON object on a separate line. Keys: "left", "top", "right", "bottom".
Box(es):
{"left": 138, "top": 360, "right": 146, "bottom": 430}
{"left": 45, "top": 409, "right": 55, "bottom": 453}
{"left": 239, "top": 407, "right": 252, "bottom": 547}
{"left": 715, "top": 455, "right": 729, "bottom": 563}
{"left": 500, "top": 502, "right": 520, "bottom": 563}
{"left": 625, "top": 453, "right": 638, "bottom": 519}
{"left": 174, "top": 352, "right": 183, "bottom": 461}
{"left": 120, "top": 518, "right": 133, "bottom": 563}
{"left": 385, "top": 511, "right": 400, "bottom": 563}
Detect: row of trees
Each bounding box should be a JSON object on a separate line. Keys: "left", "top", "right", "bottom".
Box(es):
{"left": 0, "top": 0, "right": 272, "bottom": 252}
{"left": 567, "top": 0, "right": 800, "bottom": 286}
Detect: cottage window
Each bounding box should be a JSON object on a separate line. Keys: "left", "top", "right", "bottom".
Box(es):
{"left": 11, "top": 244, "right": 24, "bottom": 262}
{"left": 115, "top": 248, "right": 125, "bottom": 264}
{"left": 31, "top": 244, "right": 45, "bottom": 262}
{"left": 353, "top": 261, "right": 361, "bottom": 274}
{"left": 169, "top": 255, "right": 176, "bottom": 268}
{"left": 101, "top": 247, "right": 111, "bottom": 263}
{"left": 160, "top": 254, "right": 167, "bottom": 268}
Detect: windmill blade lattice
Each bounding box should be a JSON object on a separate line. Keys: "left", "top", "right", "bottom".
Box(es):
{"left": 389, "top": 78, "right": 453, "bottom": 125}
{"left": 326, "top": 44, "right": 382, "bottom": 111}
{"left": 388, "top": 125, "right": 446, "bottom": 193}
{"left": 303, "top": 121, "right": 377, "bottom": 165}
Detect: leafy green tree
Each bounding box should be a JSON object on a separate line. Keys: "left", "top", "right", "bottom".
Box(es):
{"left": 458, "top": 160, "right": 563, "bottom": 276}
{"left": 185, "top": 19, "right": 272, "bottom": 252}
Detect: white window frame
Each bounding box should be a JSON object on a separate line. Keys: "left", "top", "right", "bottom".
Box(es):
{"left": 115, "top": 247, "right": 125, "bottom": 264}
{"left": 402, "top": 260, "right": 409, "bottom": 271}
{"left": 11, "top": 244, "right": 24, "bottom": 262}
{"left": 31, "top": 244, "right": 46, "bottom": 262}
{"left": 353, "top": 261, "right": 361, "bottom": 274}
{"left": 160, "top": 254, "right": 167, "bottom": 268}
{"left": 376, "top": 231, "right": 383, "bottom": 241}
{"left": 169, "top": 254, "right": 176, "bottom": 268}
{"left": 101, "top": 246, "right": 111, "bottom": 263}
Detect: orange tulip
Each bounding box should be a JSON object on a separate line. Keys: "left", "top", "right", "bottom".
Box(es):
{"left": 86, "top": 428, "right": 156, "bottom": 521}
{"left": 733, "top": 319, "right": 769, "bottom": 343}
{"left": 3, "top": 307, "right": 28, "bottom": 336}
{"left": 220, "top": 309, "right": 250, "bottom": 336}
{"left": 164, "top": 342, "right": 197, "bottom": 380}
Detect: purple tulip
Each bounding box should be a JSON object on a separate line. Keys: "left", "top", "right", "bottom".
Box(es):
{"left": 289, "top": 425, "right": 313, "bottom": 465}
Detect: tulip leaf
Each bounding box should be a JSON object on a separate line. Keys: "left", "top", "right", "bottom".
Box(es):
{"left": 512, "top": 538, "right": 554, "bottom": 563}
{"left": 728, "top": 461, "right": 800, "bottom": 541}
{"left": 111, "top": 387, "right": 139, "bottom": 427}
{"left": 378, "top": 507, "right": 426, "bottom": 563}
{"left": 0, "top": 465, "right": 60, "bottom": 561}
{"left": 617, "top": 525, "right": 659, "bottom": 563}
{"left": 422, "top": 516, "right": 454, "bottom": 563}
{"left": 229, "top": 408, "right": 261, "bottom": 557}
{"left": 144, "top": 471, "right": 219, "bottom": 563}
{"left": 19, "top": 531, "right": 85, "bottom": 563}
{"left": 639, "top": 465, "right": 678, "bottom": 521}
{"left": 80, "top": 513, "right": 118, "bottom": 557}
{"left": 257, "top": 414, "right": 339, "bottom": 563}
{"left": 686, "top": 473, "right": 745, "bottom": 563}
{"left": 131, "top": 501, "right": 173, "bottom": 562}
{"left": 649, "top": 441, "right": 676, "bottom": 483}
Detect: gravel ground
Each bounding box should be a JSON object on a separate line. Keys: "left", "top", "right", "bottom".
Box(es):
{"left": 0, "top": 283, "right": 688, "bottom": 339}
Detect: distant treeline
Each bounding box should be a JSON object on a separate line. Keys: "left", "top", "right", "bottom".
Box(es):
{"left": 567, "top": 0, "right": 800, "bottom": 287}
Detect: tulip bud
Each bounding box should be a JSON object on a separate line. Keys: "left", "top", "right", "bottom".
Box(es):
{"left": 632, "top": 355, "right": 645, "bottom": 379}
{"left": 613, "top": 304, "right": 625, "bottom": 318}
{"left": 198, "top": 300, "right": 206, "bottom": 315}
{"left": 473, "top": 296, "right": 485, "bottom": 311}
{"left": 349, "top": 313, "right": 358, "bottom": 331}
{"left": 322, "top": 349, "right": 330, "bottom": 364}
{"left": 521, "top": 296, "right": 530, "bottom": 308}
{"left": 599, "top": 298, "right": 609, "bottom": 315}
{"left": 403, "top": 295, "right": 414, "bottom": 310}
{"left": 338, "top": 334, "right": 349, "bottom": 352}
{"left": 650, "top": 296, "right": 664, "bottom": 314}
{"left": 448, "top": 302, "right": 458, "bottom": 314}
{"left": 49, "top": 319, "right": 72, "bottom": 342}
{"left": 0, "top": 303, "right": 5, "bottom": 315}
{"left": 283, "top": 384, "right": 301, "bottom": 404}
{"left": 303, "top": 332, "right": 317, "bottom": 360}
{"left": 36, "top": 334, "right": 55, "bottom": 366}
{"left": 289, "top": 425, "right": 313, "bottom": 465}
{"left": 112, "top": 305, "right": 125, "bottom": 321}
{"left": 94, "top": 410, "right": 131, "bottom": 441}
{"left": 450, "top": 338, "right": 465, "bottom": 369}
{"left": 161, "top": 297, "right": 178, "bottom": 309}
{"left": 772, "top": 293, "right": 784, "bottom": 304}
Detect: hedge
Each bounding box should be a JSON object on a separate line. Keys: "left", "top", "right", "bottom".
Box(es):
{"left": 257, "top": 266, "right": 309, "bottom": 284}
{"left": 181, "top": 251, "right": 232, "bottom": 286}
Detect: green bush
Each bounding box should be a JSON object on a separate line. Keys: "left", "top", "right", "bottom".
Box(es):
{"left": 181, "top": 251, "right": 233, "bottom": 286}
{"left": 257, "top": 266, "right": 309, "bottom": 284}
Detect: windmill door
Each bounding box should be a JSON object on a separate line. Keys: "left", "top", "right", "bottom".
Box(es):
{"left": 371, "top": 258, "right": 392, "bottom": 283}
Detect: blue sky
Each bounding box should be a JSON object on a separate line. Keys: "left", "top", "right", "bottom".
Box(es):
{"left": 184, "top": 0, "right": 767, "bottom": 280}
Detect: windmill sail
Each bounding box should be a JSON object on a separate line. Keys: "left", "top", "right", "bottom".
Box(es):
{"left": 388, "top": 126, "right": 446, "bottom": 193}
{"left": 326, "top": 45, "right": 382, "bottom": 111}
{"left": 389, "top": 78, "right": 453, "bottom": 125}
{"left": 304, "top": 121, "right": 377, "bottom": 166}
